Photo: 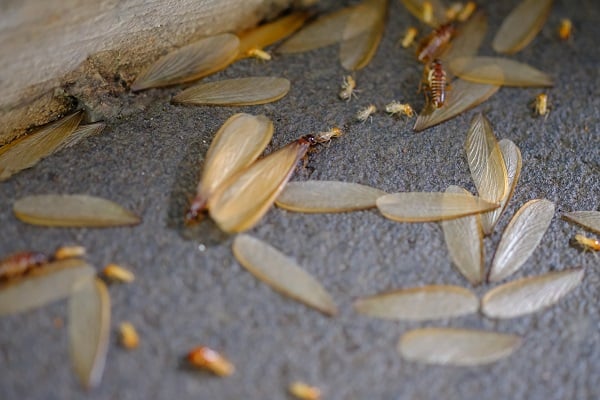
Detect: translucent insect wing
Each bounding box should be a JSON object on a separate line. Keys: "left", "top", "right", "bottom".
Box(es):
{"left": 398, "top": 328, "right": 522, "bottom": 366}
{"left": 481, "top": 139, "right": 522, "bottom": 234}
{"left": 465, "top": 113, "right": 508, "bottom": 210}
{"left": 131, "top": 33, "right": 240, "bottom": 91}
{"left": 414, "top": 79, "right": 500, "bottom": 131}
{"left": 354, "top": 285, "right": 478, "bottom": 321}
{"left": 0, "top": 259, "right": 95, "bottom": 316}
{"left": 208, "top": 138, "right": 310, "bottom": 233}
{"left": 441, "top": 186, "right": 484, "bottom": 285}
{"left": 482, "top": 268, "right": 584, "bottom": 319}
{"left": 237, "top": 11, "right": 310, "bottom": 59}
{"left": 277, "top": 6, "right": 357, "bottom": 53}
{"left": 563, "top": 211, "right": 600, "bottom": 234}
{"left": 339, "top": 0, "right": 388, "bottom": 70}
{"left": 0, "top": 112, "right": 83, "bottom": 181}
{"left": 449, "top": 57, "right": 553, "bottom": 87}
{"left": 488, "top": 199, "right": 555, "bottom": 282}
{"left": 276, "top": 181, "right": 386, "bottom": 213}
{"left": 69, "top": 277, "right": 110, "bottom": 388}
{"left": 232, "top": 234, "right": 337, "bottom": 316}
{"left": 13, "top": 194, "right": 141, "bottom": 227}
{"left": 492, "top": 0, "right": 553, "bottom": 54}
{"left": 172, "top": 77, "right": 291, "bottom": 106}
{"left": 440, "top": 12, "right": 488, "bottom": 65}
{"left": 198, "top": 113, "right": 274, "bottom": 202}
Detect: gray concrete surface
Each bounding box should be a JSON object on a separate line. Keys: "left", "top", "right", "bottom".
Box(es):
{"left": 1, "top": 1, "right": 599, "bottom": 399}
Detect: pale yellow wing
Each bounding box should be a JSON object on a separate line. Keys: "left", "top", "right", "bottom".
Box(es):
{"left": 354, "top": 285, "right": 478, "bottom": 321}
{"left": 482, "top": 268, "right": 584, "bottom": 319}
{"left": 493, "top": 0, "right": 553, "bottom": 54}
{"left": 208, "top": 137, "right": 311, "bottom": 233}
{"left": 449, "top": 56, "right": 553, "bottom": 87}
{"left": 13, "top": 194, "right": 141, "bottom": 227}
{"left": 232, "top": 234, "right": 337, "bottom": 316}
{"left": 172, "top": 77, "right": 290, "bottom": 106}
{"left": 131, "top": 33, "right": 239, "bottom": 91}
{"left": 0, "top": 112, "right": 82, "bottom": 181}
{"left": 198, "top": 113, "right": 274, "bottom": 202}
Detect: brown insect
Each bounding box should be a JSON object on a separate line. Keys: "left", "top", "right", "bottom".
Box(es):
{"left": 422, "top": 59, "right": 449, "bottom": 108}
{"left": 0, "top": 251, "right": 49, "bottom": 280}
{"left": 416, "top": 23, "right": 456, "bottom": 63}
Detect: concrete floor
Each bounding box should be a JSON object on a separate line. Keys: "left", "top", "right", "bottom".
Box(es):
{"left": 1, "top": 0, "right": 599, "bottom": 399}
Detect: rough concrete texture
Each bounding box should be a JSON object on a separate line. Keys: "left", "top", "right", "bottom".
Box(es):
{"left": 1, "top": 0, "right": 599, "bottom": 399}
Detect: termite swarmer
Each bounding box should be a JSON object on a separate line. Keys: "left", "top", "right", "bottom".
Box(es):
{"left": 339, "top": 75, "right": 358, "bottom": 101}
{"left": 422, "top": 59, "right": 448, "bottom": 109}
{"left": 416, "top": 23, "right": 455, "bottom": 63}
{"left": 385, "top": 101, "right": 415, "bottom": 118}
{"left": 355, "top": 104, "right": 377, "bottom": 122}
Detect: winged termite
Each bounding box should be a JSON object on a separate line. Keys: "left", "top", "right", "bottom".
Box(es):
{"left": 415, "top": 23, "right": 456, "bottom": 64}
{"left": 488, "top": 199, "right": 555, "bottom": 282}
{"left": 481, "top": 139, "right": 522, "bottom": 234}
{"left": 184, "top": 114, "right": 274, "bottom": 224}
{"left": 492, "top": 0, "right": 553, "bottom": 54}
{"left": 187, "top": 346, "right": 235, "bottom": 376}
{"left": 422, "top": 59, "right": 449, "bottom": 108}
{"left": 131, "top": 33, "right": 240, "bottom": 91}
{"left": 558, "top": 19, "right": 573, "bottom": 41}
{"left": 13, "top": 194, "right": 141, "bottom": 227}
{"left": 449, "top": 57, "right": 553, "bottom": 87}
{"left": 398, "top": 328, "right": 522, "bottom": 366}
{"left": 385, "top": 101, "right": 415, "bottom": 118}
{"left": 289, "top": 382, "right": 322, "bottom": 400}
{"left": 354, "top": 285, "right": 478, "bottom": 321}
{"left": 377, "top": 191, "right": 499, "bottom": 223}
{"left": 277, "top": 8, "right": 353, "bottom": 53}
{"left": 441, "top": 186, "right": 484, "bottom": 285}
{"left": 356, "top": 104, "right": 377, "bottom": 122}
{"left": 275, "top": 181, "right": 386, "bottom": 213}
{"left": 401, "top": 0, "right": 448, "bottom": 27}
{"left": 573, "top": 234, "right": 600, "bottom": 251}
{"left": 400, "top": 27, "right": 419, "bottom": 48}
{"left": 0, "top": 259, "right": 95, "bottom": 316}
{"left": 119, "top": 322, "right": 140, "bottom": 350}
{"left": 103, "top": 264, "right": 135, "bottom": 283}
{"left": 232, "top": 234, "right": 338, "bottom": 316}
{"left": 464, "top": 113, "right": 509, "bottom": 234}
{"left": 236, "top": 11, "right": 310, "bottom": 60}
{"left": 563, "top": 211, "right": 600, "bottom": 234}
{"left": 482, "top": 268, "right": 584, "bottom": 319}
{"left": 172, "top": 77, "right": 291, "bottom": 106}
{"left": 69, "top": 277, "right": 110, "bottom": 389}
{"left": 0, "top": 112, "right": 83, "bottom": 181}
{"left": 413, "top": 79, "right": 499, "bottom": 131}
{"left": 532, "top": 93, "right": 550, "bottom": 117}
{"left": 339, "top": 0, "right": 388, "bottom": 70}
{"left": 54, "top": 123, "right": 106, "bottom": 153}
{"left": 339, "top": 75, "right": 358, "bottom": 101}
{"left": 208, "top": 136, "right": 315, "bottom": 233}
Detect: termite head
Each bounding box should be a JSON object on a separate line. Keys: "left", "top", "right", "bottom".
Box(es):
{"left": 184, "top": 196, "right": 208, "bottom": 226}
{"left": 301, "top": 134, "right": 318, "bottom": 147}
